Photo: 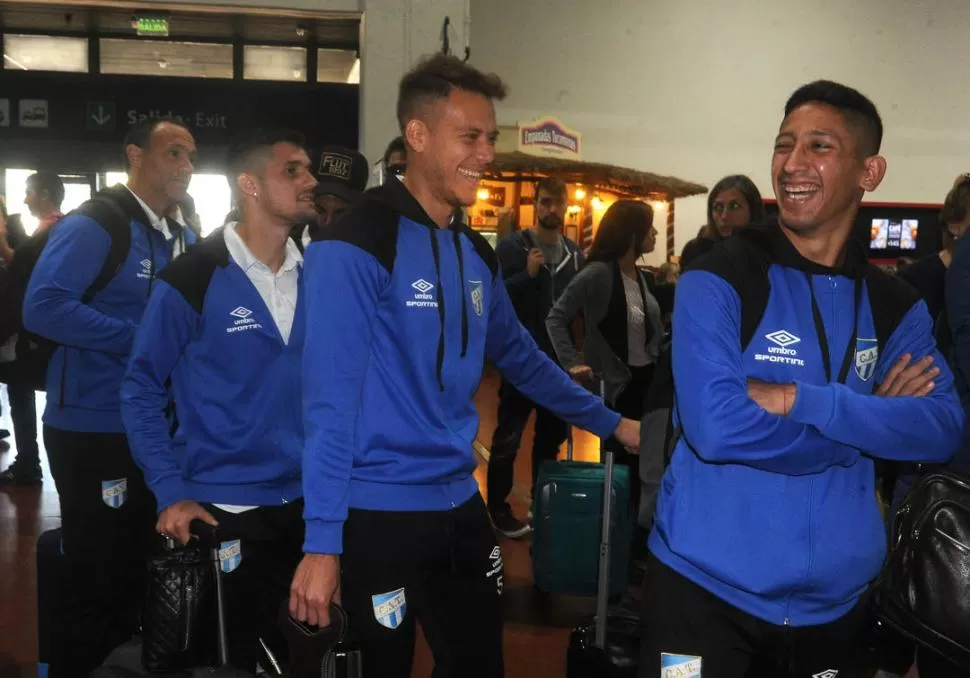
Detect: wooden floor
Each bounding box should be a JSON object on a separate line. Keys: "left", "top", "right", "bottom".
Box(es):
{"left": 0, "top": 370, "right": 606, "bottom": 677}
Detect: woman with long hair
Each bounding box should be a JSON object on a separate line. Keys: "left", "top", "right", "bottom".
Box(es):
{"left": 546, "top": 200, "right": 663, "bottom": 566}
{"left": 680, "top": 174, "right": 764, "bottom": 269}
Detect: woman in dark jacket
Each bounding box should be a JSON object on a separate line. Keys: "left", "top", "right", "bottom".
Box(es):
{"left": 680, "top": 174, "right": 765, "bottom": 269}
{"left": 546, "top": 200, "right": 663, "bottom": 517}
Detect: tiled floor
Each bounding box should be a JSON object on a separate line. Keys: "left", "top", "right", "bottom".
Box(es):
{"left": 0, "top": 370, "right": 606, "bottom": 677}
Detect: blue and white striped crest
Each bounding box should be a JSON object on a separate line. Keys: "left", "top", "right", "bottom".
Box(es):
{"left": 469, "top": 280, "right": 484, "bottom": 317}
{"left": 372, "top": 587, "right": 407, "bottom": 630}
{"left": 101, "top": 478, "right": 128, "bottom": 508}
{"left": 661, "top": 653, "right": 701, "bottom": 678}
{"left": 218, "top": 539, "right": 242, "bottom": 574}
{"left": 855, "top": 338, "right": 879, "bottom": 382}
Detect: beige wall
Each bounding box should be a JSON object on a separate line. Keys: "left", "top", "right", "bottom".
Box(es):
{"left": 471, "top": 0, "right": 970, "bottom": 265}
{"left": 163, "top": 0, "right": 358, "bottom": 13}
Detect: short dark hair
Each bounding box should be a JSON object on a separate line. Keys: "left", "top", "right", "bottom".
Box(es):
{"left": 706, "top": 174, "right": 765, "bottom": 232}
{"left": 586, "top": 200, "right": 654, "bottom": 263}
{"left": 226, "top": 128, "right": 306, "bottom": 183}
{"left": 26, "top": 171, "right": 65, "bottom": 208}
{"left": 535, "top": 176, "right": 567, "bottom": 200}
{"left": 122, "top": 116, "right": 192, "bottom": 170}
{"left": 396, "top": 54, "right": 508, "bottom": 131}
{"left": 784, "top": 80, "right": 883, "bottom": 157}
{"left": 941, "top": 174, "right": 970, "bottom": 226}
{"left": 383, "top": 136, "right": 407, "bottom": 165}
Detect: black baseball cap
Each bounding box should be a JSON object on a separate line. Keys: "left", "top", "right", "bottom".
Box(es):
{"left": 315, "top": 147, "right": 369, "bottom": 203}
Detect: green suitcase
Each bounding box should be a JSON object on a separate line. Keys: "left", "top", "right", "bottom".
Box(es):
{"left": 531, "top": 431, "right": 632, "bottom": 598}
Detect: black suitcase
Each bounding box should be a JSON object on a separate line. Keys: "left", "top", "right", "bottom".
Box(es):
{"left": 37, "top": 528, "right": 65, "bottom": 678}
{"left": 564, "top": 430, "right": 641, "bottom": 677}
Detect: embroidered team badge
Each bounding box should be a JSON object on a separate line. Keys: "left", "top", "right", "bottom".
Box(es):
{"left": 854, "top": 338, "right": 879, "bottom": 382}
{"left": 218, "top": 540, "right": 242, "bottom": 573}
{"left": 101, "top": 478, "right": 128, "bottom": 508}
{"left": 372, "top": 587, "right": 407, "bottom": 630}
{"left": 469, "top": 280, "right": 484, "bottom": 317}
{"left": 661, "top": 653, "right": 701, "bottom": 678}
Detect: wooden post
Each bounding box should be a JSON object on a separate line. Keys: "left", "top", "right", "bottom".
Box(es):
{"left": 666, "top": 197, "right": 676, "bottom": 261}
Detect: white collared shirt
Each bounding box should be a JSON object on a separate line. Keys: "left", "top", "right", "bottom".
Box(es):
{"left": 214, "top": 222, "right": 302, "bottom": 514}
{"left": 125, "top": 186, "right": 172, "bottom": 240}
{"left": 223, "top": 221, "right": 302, "bottom": 345}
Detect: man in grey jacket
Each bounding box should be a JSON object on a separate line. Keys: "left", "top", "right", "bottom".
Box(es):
{"left": 489, "top": 177, "right": 583, "bottom": 538}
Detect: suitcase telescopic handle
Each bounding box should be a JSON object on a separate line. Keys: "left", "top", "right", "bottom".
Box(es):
{"left": 595, "top": 373, "right": 613, "bottom": 650}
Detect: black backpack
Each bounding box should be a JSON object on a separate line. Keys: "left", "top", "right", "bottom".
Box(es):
{"left": 4, "top": 195, "right": 131, "bottom": 390}
{"left": 871, "top": 470, "right": 970, "bottom": 670}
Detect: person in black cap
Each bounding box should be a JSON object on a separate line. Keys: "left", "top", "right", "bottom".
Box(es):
{"left": 296, "top": 146, "right": 368, "bottom": 250}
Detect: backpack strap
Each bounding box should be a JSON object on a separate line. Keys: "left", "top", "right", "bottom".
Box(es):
{"left": 73, "top": 195, "right": 132, "bottom": 305}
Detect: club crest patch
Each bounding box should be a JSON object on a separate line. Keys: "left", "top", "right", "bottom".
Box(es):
{"left": 372, "top": 587, "right": 407, "bottom": 630}
{"left": 661, "top": 653, "right": 701, "bottom": 678}
{"left": 101, "top": 478, "right": 128, "bottom": 508}
{"left": 854, "top": 338, "right": 879, "bottom": 382}
{"left": 469, "top": 280, "right": 484, "bottom": 317}
{"left": 218, "top": 539, "right": 242, "bottom": 573}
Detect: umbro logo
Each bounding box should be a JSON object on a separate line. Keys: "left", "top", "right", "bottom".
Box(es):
{"left": 140, "top": 258, "right": 152, "bottom": 272}
{"left": 812, "top": 671, "right": 838, "bottom": 678}
{"left": 407, "top": 278, "right": 437, "bottom": 309}
{"left": 765, "top": 330, "right": 800, "bottom": 348}
{"left": 226, "top": 306, "right": 261, "bottom": 334}
{"left": 411, "top": 279, "right": 434, "bottom": 294}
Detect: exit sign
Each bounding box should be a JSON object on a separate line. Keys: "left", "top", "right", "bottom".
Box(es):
{"left": 133, "top": 16, "right": 169, "bottom": 36}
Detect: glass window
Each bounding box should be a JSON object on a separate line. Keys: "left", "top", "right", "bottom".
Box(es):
{"left": 244, "top": 45, "right": 306, "bottom": 82}
{"left": 317, "top": 48, "right": 358, "bottom": 84}
{"left": 3, "top": 34, "right": 88, "bottom": 73}
{"left": 102, "top": 171, "right": 230, "bottom": 237}
{"left": 100, "top": 39, "right": 232, "bottom": 79}
{"left": 4, "top": 169, "right": 91, "bottom": 235}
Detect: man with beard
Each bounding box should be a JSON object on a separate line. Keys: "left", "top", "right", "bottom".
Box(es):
{"left": 488, "top": 176, "right": 583, "bottom": 537}
{"left": 23, "top": 117, "right": 198, "bottom": 675}
{"left": 122, "top": 129, "right": 317, "bottom": 670}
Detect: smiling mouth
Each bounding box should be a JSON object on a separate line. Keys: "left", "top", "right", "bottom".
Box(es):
{"left": 297, "top": 192, "right": 315, "bottom": 203}
{"left": 780, "top": 183, "right": 819, "bottom": 203}
{"left": 458, "top": 167, "right": 482, "bottom": 181}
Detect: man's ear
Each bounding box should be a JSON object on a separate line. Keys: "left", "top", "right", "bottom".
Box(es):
{"left": 236, "top": 173, "right": 259, "bottom": 199}
{"left": 126, "top": 144, "right": 142, "bottom": 171}
{"left": 861, "top": 155, "right": 887, "bottom": 194}
{"left": 405, "top": 118, "right": 429, "bottom": 154}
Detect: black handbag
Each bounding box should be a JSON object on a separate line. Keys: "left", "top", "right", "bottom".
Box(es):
{"left": 871, "top": 469, "right": 970, "bottom": 671}
{"left": 141, "top": 535, "right": 217, "bottom": 672}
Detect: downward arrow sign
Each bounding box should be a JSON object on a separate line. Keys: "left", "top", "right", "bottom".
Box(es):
{"left": 92, "top": 104, "right": 111, "bottom": 126}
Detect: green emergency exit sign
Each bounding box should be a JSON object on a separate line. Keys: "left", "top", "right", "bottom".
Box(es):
{"left": 134, "top": 16, "right": 169, "bottom": 37}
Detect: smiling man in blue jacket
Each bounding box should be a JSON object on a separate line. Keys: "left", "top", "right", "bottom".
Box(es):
{"left": 288, "top": 54, "right": 640, "bottom": 678}
{"left": 23, "top": 117, "right": 198, "bottom": 676}
{"left": 640, "top": 81, "right": 965, "bottom": 678}
{"left": 122, "top": 129, "right": 317, "bottom": 671}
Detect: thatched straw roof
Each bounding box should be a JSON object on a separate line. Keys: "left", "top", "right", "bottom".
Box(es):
{"left": 485, "top": 151, "right": 707, "bottom": 201}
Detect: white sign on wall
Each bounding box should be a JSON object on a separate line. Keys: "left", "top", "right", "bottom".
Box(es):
{"left": 19, "top": 99, "right": 49, "bottom": 128}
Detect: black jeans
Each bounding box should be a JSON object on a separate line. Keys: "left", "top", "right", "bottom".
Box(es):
{"left": 340, "top": 494, "right": 504, "bottom": 678}
{"left": 0, "top": 367, "right": 39, "bottom": 467}
{"left": 203, "top": 501, "right": 305, "bottom": 671}
{"left": 488, "top": 380, "right": 567, "bottom": 512}
{"left": 639, "top": 555, "right": 869, "bottom": 678}
{"left": 7, "top": 379, "right": 38, "bottom": 466}
{"left": 44, "top": 426, "right": 156, "bottom": 678}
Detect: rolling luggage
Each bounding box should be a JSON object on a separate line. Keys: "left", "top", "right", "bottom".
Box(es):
{"left": 565, "top": 420, "right": 641, "bottom": 677}
{"left": 532, "top": 381, "right": 633, "bottom": 598}
{"left": 93, "top": 520, "right": 258, "bottom": 678}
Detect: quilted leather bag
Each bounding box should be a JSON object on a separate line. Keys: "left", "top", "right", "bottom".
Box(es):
{"left": 871, "top": 469, "right": 970, "bottom": 670}
{"left": 141, "top": 536, "right": 217, "bottom": 672}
